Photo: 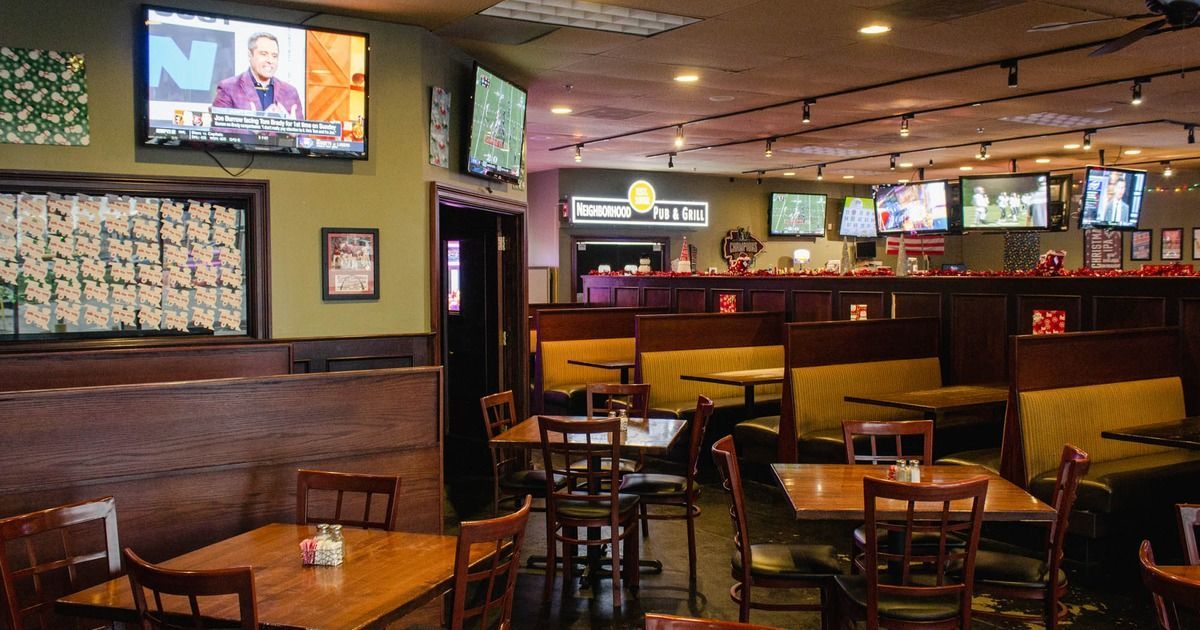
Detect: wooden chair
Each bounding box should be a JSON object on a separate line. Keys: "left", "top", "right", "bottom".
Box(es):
{"left": 449, "top": 495, "right": 533, "bottom": 630}
{"left": 710, "top": 435, "right": 839, "bottom": 625}
{"left": 971, "top": 444, "right": 1089, "bottom": 628}
{"left": 539, "top": 415, "right": 641, "bottom": 609}
{"left": 644, "top": 612, "right": 779, "bottom": 629}
{"left": 480, "top": 390, "right": 564, "bottom": 514}
{"left": 577, "top": 382, "right": 650, "bottom": 475}
{"left": 124, "top": 548, "right": 257, "bottom": 630}
{"left": 834, "top": 475, "right": 989, "bottom": 630}
{"left": 1177, "top": 503, "right": 1200, "bottom": 565}
{"left": 296, "top": 469, "right": 401, "bottom": 530}
{"left": 620, "top": 395, "right": 714, "bottom": 579}
{"left": 0, "top": 496, "right": 121, "bottom": 630}
{"left": 1140, "top": 540, "right": 1200, "bottom": 629}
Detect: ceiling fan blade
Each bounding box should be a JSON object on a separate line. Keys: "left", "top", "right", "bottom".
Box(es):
{"left": 1028, "top": 12, "right": 1157, "bottom": 32}
{"left": 1089, "top": 18, "right": 1168, "bottom": 56}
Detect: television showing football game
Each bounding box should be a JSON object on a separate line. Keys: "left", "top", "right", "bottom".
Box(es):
{"left": 1079, "top": 166, "right": 1147, "bottom": 230}
{"left": 466, "top": 64, "right": 527, "bottom": 184}
{"left": 768, "top": 193, "right": 826, "bottom": 237}
{"left": 142, "top": 6, "right": 368, "bottom": 159}
{"left": 960, "top": 173, "right": 1051, "bottom": 230}
{"left": 874, "top": 181, "right": 949, "bottom": 234}
{"left": 839, "top": 196, "right": 877, "bottom": 238}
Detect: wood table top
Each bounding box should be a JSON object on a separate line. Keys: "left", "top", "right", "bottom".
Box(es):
{"left": 491, "top": 415, "right": 688, "bottom": 454}
{"left": 844, "top": 384, "right": 1009, "bottom": 415}
{"left": 770, "top": 464, "right": 1055, "bottom": 522}
{"left": 566, "top": 358, "right": 636, "bottom": 370}
{"left": 680, "top": 367, "right": 785, "bottom": 387}
{"left": 57, "top": 524, "right": 487, "bottom": 629}
{"left": 1101, "top": 416, "right": 1200, "bottom": 450}
{"left": 1161, "top": 565, "right": 1200, "bottom": 581}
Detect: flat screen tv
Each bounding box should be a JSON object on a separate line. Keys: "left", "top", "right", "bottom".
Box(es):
{"left": 768, "top": 193, "right": 826, "bottom": 237}
{"left": 1048, "top": 174, "right": 1072, "bottom": 231}
{"left": 466, "top": 64, "right": 527, "bottom": 184}
{"left": 874, "top": 181, "right": 949, "bottom": 234}
{"left": 960, "top": 172, "right": 1051, "bottom": 231}
{"left": 142, "top": 6, "right": 368, "bottom": 159}
{"left": 855, "top": 240, "right": 877, "bottom": 259}
{"left": 1079, "top": 166, "right": 1146, "bottom": 230}
{"left": 839, "top": 196, "right": 877, "bottom": 238}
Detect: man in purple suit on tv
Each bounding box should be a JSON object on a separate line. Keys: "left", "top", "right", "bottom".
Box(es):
{"left": 212, "top": 32, "right": 304, "bottom": 119}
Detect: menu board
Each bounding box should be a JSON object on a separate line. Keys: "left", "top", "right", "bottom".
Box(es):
{"left": 0, "top": 191, "right": 247, "bottom": 339}
{"left": 1083, "top": 229, "right": 1123, "bottom": 270}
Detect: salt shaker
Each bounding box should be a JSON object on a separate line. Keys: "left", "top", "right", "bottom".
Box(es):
{"left": 910, "top": 460, "right": 921, "bottom": 483}
{"left": 618, "top": 408, "right": 629, "bottom": 432}
{"left": 897, "top": 460, "right": 911, "bottom": 482}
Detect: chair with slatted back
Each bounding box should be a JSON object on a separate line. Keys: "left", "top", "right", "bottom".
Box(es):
{"left": 0, "top": 496, "right": 121, "bottom": 630}
{"left": 970, "top": 444, "right": 1089, "bottom": 628}
{"left": 124, "top": 548, "right": 256, "bottom": 630}
{"left": 1140, "top": 540, "right": 1200, "bottom": 629}
{"left": 620, "top": 395, "right": 714, "bottom": 579}
{"left": 296, "top": 469, "right": 401, "bottom": 530}
{"left": 575, "top": 383, "right": 650, "bottom": 476}
{"left": 643, "top": 612, "right": 778, "bottom": 629}
{"left": 539, "top": 415, "right": 641, "bottom": 609}
{"left": 449, "top": 495, "right": 533, "bottom": 629}
{"left": 480, "top": 390, "right": 564, "bottom": 515}
{"left": 1177, "top": 504, "right": 1200, "bottom": 565}
{"left": 711, "top": 435, "right": 840, "bottom": 625}
{"left": 834, "top": 475, "right": 989, "bottom": 630}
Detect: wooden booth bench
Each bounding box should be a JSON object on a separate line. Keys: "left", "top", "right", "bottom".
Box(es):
{"left": 1003, "top": 327, "right": 1200, "bottom": 551}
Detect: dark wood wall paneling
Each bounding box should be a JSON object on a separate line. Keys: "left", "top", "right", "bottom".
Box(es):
{"left": 838, "top": 291, "right": 886, "bottom": 320}
{"left": 289, "top": 334, "right": 435, "bottom": 373}
{"left": 634, "top": 311, "right": 785, "bottom": 355}
{"left": 949, "top": 294, "right": 1009, "bottom": 385}
{"left": 892, "top": 292, "right": 942, "bottom": 319}
{"left": 748, "top": 290, "right": 787, "bottom": 314}
{"left": 0, "top": 368, "right": 444, "bottom": 561}
{"left": 792, "top": 290, "right": 834, "bottom": 322}
{"left": 1092, "top": 296, "right": 1168, "bottom": 330}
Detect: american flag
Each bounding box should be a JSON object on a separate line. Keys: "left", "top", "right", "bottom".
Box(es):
{"left": 886, "top": 234, "right": 945, "bottom": 255}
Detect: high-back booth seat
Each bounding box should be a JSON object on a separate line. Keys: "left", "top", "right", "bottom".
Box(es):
{"left": 541, "top": 337, "right": 634, "bottom": 413}
{"left": 640, "top": 345, "right": 783, "bottom": 419}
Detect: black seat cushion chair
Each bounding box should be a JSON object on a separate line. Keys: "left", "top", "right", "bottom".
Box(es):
{"left": 732, "top": 543, "right": 840, "bottom": 579}
{"left": 834, "top": 574, "right": 963, "bottom": 623}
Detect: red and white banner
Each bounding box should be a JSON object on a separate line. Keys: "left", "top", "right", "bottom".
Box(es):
{"left": 885, "top": 234, "right": 945, "bottom": 255}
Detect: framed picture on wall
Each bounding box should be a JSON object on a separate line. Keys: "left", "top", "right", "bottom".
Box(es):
{"left": 321, "top": 228, "right": 380, "bottom": 300}
{"left": 1131, "top": 229, "right": 1153, "bottom": 261}
{"left": 1161, "top": 227, "right": 1183, "bottom": 261}
{"left": 1193, "top": 228, "right": 1200, "bottom": 261}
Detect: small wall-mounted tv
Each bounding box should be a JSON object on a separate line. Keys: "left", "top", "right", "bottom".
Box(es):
{"left": 142, "top": 6, "right": 368, "bottom": 159}
{"left": 1079, "top": 166, "right": 1147, "bottom": 230}
{"left": 839, "top": 196, "right": 877, "bottom": 238}
{"left": 960, "top": 172, "right": 1051, "bottom": 231}
{"left": 768, "top": 192, "right": 826, "bottom": 237}
{"left": 466, "top": 64, "right": 527, "bottom": 185}
{"left": 855, "top": 240, "right": 878, "bottom": 259}
{"left": 1047, "top": 174, "right": 1072, "bottom": 231}
{"left": 874, "top": 181, "right": 949, "bottom": 234}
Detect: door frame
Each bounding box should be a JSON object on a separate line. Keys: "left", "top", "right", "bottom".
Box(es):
{"left": 429, "top": 183, "right": 528, "bottom": 419}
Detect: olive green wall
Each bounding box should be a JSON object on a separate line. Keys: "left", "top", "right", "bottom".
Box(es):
{"left": 0, "top": 0, "right": 524, "bottom": 337}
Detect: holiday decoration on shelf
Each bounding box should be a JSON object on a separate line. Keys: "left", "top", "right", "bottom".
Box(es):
{"left": 717, "top": 293, "right": 737, "bottom": 313}
{"left": 850, "top": 304, "right": 869, "bottom": 321}
{"left": 721, "top": 227, "right": 764, "bottom": 268}
{"left": 1034, "top": 249, "right": 1067, "bottom": 275}
{"left": 1003, "top": 232, "right": 1040, "bottom": 272}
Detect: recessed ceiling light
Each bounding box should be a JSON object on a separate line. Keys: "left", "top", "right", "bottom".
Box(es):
{"left": 1063, "top": 143, "right": 1080, "bottom": 150}
{"left": 959, "top": 166, "right": 974, "bottom": 171}
{"left": 842, "top": 175, "right": 855, "bottom": 179}
{"left": 899, "top": 162, "right": 913, "bottom": 168}
{"left": 1124, "top": 149, "right": 1142, "bottom": 155}
{"left": 709, "top": 95, "right": 735, "bottom": 102}
{"left": 1035, "top": 158, "right": 1051, "bottom": 163}
{"left": 674, "top": 74, "right": 699, "bottom": 83}
{"left": 859, "top": 24, "right": 891, "bottom": 34}
{"left": 783, "top": 171, "right": 795, "bottom": 176}
{"left": 550, "top": 106, "right": 572, "bottom": 114}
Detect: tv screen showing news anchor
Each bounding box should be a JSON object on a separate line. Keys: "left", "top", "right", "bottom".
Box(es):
{"left": 143, "top": 7, "right": 367, "bottom": 158}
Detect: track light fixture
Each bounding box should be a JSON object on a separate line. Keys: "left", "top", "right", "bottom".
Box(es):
{"left": 889, "top": 154, "right": 897, "bottom": 170}
{"left": 1131, "top": 80, "right": 1143, "bottom": 106}
{"left": 1082, "top": 130, "right": 1093, "bottom": 151}
{"left": 668, "top": 152, "right": 675, "bottom": 168}
{"left": 1188, "top": 125, "right": 1195, "bottom": 145}
{"left": 817, "top": 165, "right": 824, "bottom": 180}
{"left": 757, "top": 171, "right": 764, "bottom": 185}
{"left": 1010, "top": 158, "right": 1018, "bottom": 173}
{"left": 802, "top": 100, "right": 813, "bottom": 124}
{"left": 765, "top": 138, "right": 774, "bottom": 158}
{"left": 574, "top": 145, "right": 582, "bottom": 163}
{"left": 977, "top": 142, "right": 990, "bottom": 160}
{"left": 899, "top": 114, "right": 912, "bottom": 137}
{"left": 674, "top": 125, "right": 684, "bottom": 149}
{"left": 1163, "top": 161, "right": 1173, "bottom": 178}
{"left": 1003, "top": 60, "right": 1018, "bottom": 88}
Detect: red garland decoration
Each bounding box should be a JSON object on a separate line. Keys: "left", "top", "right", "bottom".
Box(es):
{"left": 588, "top": 264, "right": 1198, "bottom": 278}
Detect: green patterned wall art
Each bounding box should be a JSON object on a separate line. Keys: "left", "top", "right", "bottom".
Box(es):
{"left": 0, "top": 46, "right": 89, "bottom": 146}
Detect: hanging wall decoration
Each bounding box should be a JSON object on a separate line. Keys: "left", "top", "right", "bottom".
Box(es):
{"left": 1002, "top": 231, "right": 1040, "bottom": 272}
{"left": 721, "top": 227, "right": 764, "bottom": 269}
{"left": 0, "top": 47, "right": 89, "bottom": 146}
{"left": 428, "top": 86, "right": 450, "bottom": 168}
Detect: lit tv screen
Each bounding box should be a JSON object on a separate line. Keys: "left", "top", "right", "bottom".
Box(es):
{"left": 839, "top": 196, "right": 877, "bottom": 238}
{"left": 768, "top": 193, "right": 826, "bottom": 237}
{"left": 960, "top": 173, "right": 1051, "bottom": 230}
{"left": 1079, "top": 166, "right": 1146, "bottom": 230}
{"left": 874, "top": 181, "right": 949, "bottom": 234}
{"left": 467, "top": 65, "right": 527, "bottom": 184}
{"left": 143, "top": 7, "right": 368, "bottom": 159}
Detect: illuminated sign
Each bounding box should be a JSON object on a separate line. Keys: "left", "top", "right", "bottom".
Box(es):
{"left": 571, "top": 180, "right": 709, "bottom": 227}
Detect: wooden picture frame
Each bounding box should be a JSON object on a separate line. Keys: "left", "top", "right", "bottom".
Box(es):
{"left": 1193, "top": 228, "right": 1200, "bottom": 261}
{"left": 321, "top": 228, "right": 379, "bottom": 301}
{"left": 1131, "top": 229, "right": 1153, "bottom": 261}
{"left": 1161, "top": 227, "right": 1184, "bottom": 261}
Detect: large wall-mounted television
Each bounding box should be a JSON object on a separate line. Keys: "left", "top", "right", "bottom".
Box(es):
{"left": 1079, "top": 166, "right": 1147, "bottom": 230}
{"left": 466, "top": 64, "right": 527, "bottom": 185}
{"left": 839, "top": 196, "right": 877, "bottom": 238}
{"left": 142, "top": 6, "right": 368, "bottom": 159}
{"left": 768, "top": 192, "right": 826, "bottom": 237}
{"left": 874, "top": 181, "right": 949, "bottom": 234}
{"left": 960, "top": 172, "right": 1051, "bottom": 231}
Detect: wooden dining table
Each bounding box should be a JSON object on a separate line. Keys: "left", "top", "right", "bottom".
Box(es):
{"left": 679, "top": 367, "right": 784, "bottom": 417}
{"left": 57, "top": 523, "right": 489, "bottom": 629}
{"left": 492, "top": 414, "right": 688, "bottom": 454}
{"left": 566, "top": 358, "right": 636, "bottom": 384}
{"left": 771, "top": 464, "right": 1055, "bottom": 522}
{"left": 843, "top": 383, "right": 1009, "bottom": 425}
{"left": 1101, "top": 416, "right": 1200, "bottom": 450}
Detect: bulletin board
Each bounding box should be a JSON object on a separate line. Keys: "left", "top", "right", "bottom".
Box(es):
{"left": 0, "top": 170, "right": 270, "bottom": 344}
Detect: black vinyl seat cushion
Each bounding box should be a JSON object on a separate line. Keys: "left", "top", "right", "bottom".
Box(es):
{"left": 731, "top": 543, "right": 840, "bottom": 579}
{"left": 970, "top": 549, "right": 1066, "bottom": 589}
{"left": 798, "top": 427, "right": 859, "bottom": 464}
{"left": 555, "top": 493, "right": 640, "bottom": 520}
{"left": 935, "top": 448, "right": 1002, "bottom": 474}
{"left": 834, "top": 575, "right": 963, "bottom": 623}
{"left": 499, "top": 469, "right": 567, "bottom": 494}
{"left": 543, "top": 385, "right": 587, "bottom": 414}
{"left": 619, "top": 473, "right": 687, "bottom": 496}
{"left": 1029, "top": 452, "right": 1200, "bottom": 514}
{"left": 733, "top": 415, "right": 781, "bottom": 464}
{"left": 569, "top": 457, "right": 640, "bottom": 474}
{"left": 852, "top": 526, "right": 966, "bottom": 550}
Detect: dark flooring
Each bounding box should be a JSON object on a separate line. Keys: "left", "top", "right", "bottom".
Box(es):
{"left": 447, "top": 467, "right": 1163, "bottom": 629}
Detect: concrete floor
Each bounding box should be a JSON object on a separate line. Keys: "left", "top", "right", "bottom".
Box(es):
{"left": 451, "top": 464, "right": 1166, "bottom": 629}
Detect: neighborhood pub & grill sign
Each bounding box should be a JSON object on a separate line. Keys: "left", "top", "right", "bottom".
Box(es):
{"left": 571, "top": 180, "right": 709, "bottom": 227}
